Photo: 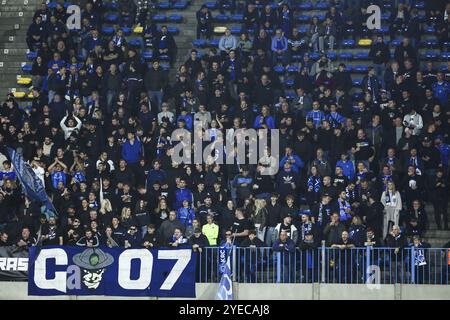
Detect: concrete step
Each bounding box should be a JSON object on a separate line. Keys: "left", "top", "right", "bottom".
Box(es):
{"left": 0, "top": 11, "right": 34, "bottom": 18}
{"left": 0, "top": 5, "right": 37, "bottom": 12}
{"left": 0, "top": 17, "right": 33, "bottom": 24}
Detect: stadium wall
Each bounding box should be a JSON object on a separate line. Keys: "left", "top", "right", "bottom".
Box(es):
{"left": 0, "top": 282, "right": 448, "bottom": 300}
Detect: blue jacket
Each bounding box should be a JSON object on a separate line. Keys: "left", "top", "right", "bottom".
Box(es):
{"left": 271, "top": 36, "right": 288, "bottom": 52}
{"left": 177, "top": 114, "right": 193, "bottom": 130}
{"left": 122, "top": 138, "right": 142, "bottom": 164}
{"left": 174, "top": 188, "right": 193, "bottom": 209}
{"left": 177, "top": 207, "right": 196, "bottom": 227}
{"left": 279, "top": 154, "right": 305, "bottom": 173}
{"left": 336, "top": 160, "right": 355, "bottom": 180}
{"left": 306, "top": 110, "right": 325, "bottom": 128}
{"left": 438, "top": 143, "right": 450, "bottom": 167}
{"left": 432, "top": 81, "right": 450, "bottom": 106}
{"left": 147, "top": 168, "right": 167, "bottom": 187}
{"left": 253, "top": 115, "right": 275, "bottom": 129}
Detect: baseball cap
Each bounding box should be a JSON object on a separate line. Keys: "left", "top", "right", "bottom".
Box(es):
{"left": 194, "top": 227, "right": 202, "bottom": 234}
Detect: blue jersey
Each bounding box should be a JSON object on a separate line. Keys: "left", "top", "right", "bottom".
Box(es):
{"left": 0, "top": 171, "right": 16, "bottom": 181}
{"left": 306, "top": 110, "right": 325, "bottom": 128}
{"left": 51, "top": 171, "right": 66, "bottom": 189}
{"left": 438, "top": 143, "right": 450, "bottom": 167}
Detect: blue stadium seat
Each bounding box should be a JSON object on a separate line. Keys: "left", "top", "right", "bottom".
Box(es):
{"left": 354, "top": 65, "right": 368, "bottom": 73}
{"left": 161, "top": 63, "right": 170, "bottom": 71}
{"left": 379, "top": 25, "right": 389, "bottom": 34}
{"left": 353, "top": 92, "right": 363, "bottom": 100}
{"left": 326, "top": 52, "right": 337, "bottom": 60}
{"left": 205, "top": 2, "right": 217, "bottom": 9}
{"left": 383, "top": 3, "right": 392, "bottom": 10}
{"left": 121, "top": 27, "right": 131, "bottom": 35}
{"left": 230, "top": 25, "right": 241, "bottom": 34}
{"left": 105, "top": 2, "right": 119, "bottom": 10}
{"left": 354, "top": 52, "right": 369, "bottom": 60}
{"left": 157, "top": 2, "right": 171, "bottom": 9}
{"left": 390, "top": 39, "right": 402, "bottom": 46}
{"left": 22, "top": 64, "right": 32, "bottom": 72}
{"left": 342, "top": 39, "right": 355, "bottom": 48}
{"left": 284, "top": 79, "right": 294, "bottom": 87}
{"left": 152, "top": 14, "right": 167, "bottom": 22}
{"left": 159, "top": 55, "right": 170, "bottom": 61}
{"left": 440, "top": 65, "right": 449, "bottom": 71}
{"left": 423, "top": 39, "right": 438, "bottom": 48}
{"left": 285, "top": 91, "right": 296, "bottom": 100}
{"left": 315, "top": 1, "right": 329, "bottom": 9}
{"left": 424, "top": 51, "right": 438, "bottom": 59}
{"left": 174, "top": 1, "right": 188, "bottom": 9}
{"left": 296, "top": 15, "right": 310, "bottom": 23}
{"left": 309, "top": 52, "right": 320, "bottom": 60}
{"left": 193, "top": 39, "right": 207, "bottom": 47}
{"left": 317, "top": 14, "right": 326, "bottom": 22}
{"left": 209, "top": 39, "right": 219, "bottom": 47}
{"left": 381, "top": 13, "right": 390, "bottom": 21}
{"left": 297, "top": 2, "right": 313, "bottom": 10}
{"left": 339, "top": 52, "right": 353, "bottom": 60}
{"left": 63, "top": 2, "right": 73, "bottom": 9}
{"left": 27, "top": 52, "right": 38, "bottom": 60}
{"left": 169, "top": 14, "right": 183, "bottom": 22}
{"left": 168, "top": 26, "right": 179, "bottom": 34}
{"left": 298, "top": 26, "right": 308, "bottom": 34}
{"left": 142, "top": 51, "right": 153, "bottom": 60}
{"left": 105, "top": 13, "right": 119, "bottom": 23}
{"left": 214, "top": 14, "right": 229, "bottom": 22}
{"left": 291, "top": 55, "right": 302, "bottom": 62}
{"left": 425, "top": 26, "right": 435, "bottom": 34}
{"left": 102, "top": 26, "right": 115, "bottom": 35}
{"left": 352, "top": 79, "right": 362, "bottom": 87}
{"left": 274, "top": 65, "right": 285, "bottom": 74}
{"left": 231, "top": 14, "right": 243, "bottom": 22}
{"left": 128, "top": 38, "right": 142, "bottom": 47}
{"left": 345, "top": 66, "right": 353, "bottom": 72}
{"left": 414, "top": 1, "right": 425, "bottom": 9}
{"left": 287, "top": 65, "right": 298, "bottom": 73}
{"left": 441, "top": 52, "right": 450, "bottom": 60}
{"left": 345, "top": 27, "right": 355, "bottom": 34}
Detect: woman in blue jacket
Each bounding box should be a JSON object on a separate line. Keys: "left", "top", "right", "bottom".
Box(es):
{"left": 177, "top": 199, "right": 196, "bottom": 236}
{"left": 253, "top": 105, "right": 275, "bottom": 129}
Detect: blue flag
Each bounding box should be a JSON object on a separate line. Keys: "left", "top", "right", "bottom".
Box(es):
{"left": 7, "top": 148, "right": 58, "bottom": 216}
{"left": 215, "top": 256, "right": 233, "bottom": 300}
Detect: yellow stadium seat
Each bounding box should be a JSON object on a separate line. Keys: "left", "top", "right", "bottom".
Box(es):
{"left": 13, "top": 92, "right": 26, "bottom": 98}
{"left": 17, "top": 77, "right": 32, "bottom": 85}
{"left": 358, "top": 39, "right": 372, "bottom": 46}
{"left": 133, "top": 26, "right": 143, "bottom": 34}
{"left": 28, "top": 92, "right": 34, "bottom": 98}
{"left": 214, "top": 26, "right": 226, "bottom": 34}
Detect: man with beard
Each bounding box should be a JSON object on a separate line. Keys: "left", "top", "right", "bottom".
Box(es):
{"left": 40, "top": 216, "right": 63, "bottom": 246}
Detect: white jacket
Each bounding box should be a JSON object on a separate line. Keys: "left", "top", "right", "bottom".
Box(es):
{"left": 403, "top": 112, "right": 423, "bottom": 136}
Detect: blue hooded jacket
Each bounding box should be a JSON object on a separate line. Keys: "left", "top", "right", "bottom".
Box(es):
{"left": 177, "top": 207, "right": 196, "bottom": 227}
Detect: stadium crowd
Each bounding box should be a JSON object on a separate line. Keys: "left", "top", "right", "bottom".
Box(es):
{"left": 0, "top": 0, "right": 449, "bottom": 262}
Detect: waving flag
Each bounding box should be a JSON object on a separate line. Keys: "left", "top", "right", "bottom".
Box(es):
{"left": 215, "top": 256, "right": 234, "bottom": 300}
{"left": 7, "top": 148, "right": 58, "bottom": 216}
